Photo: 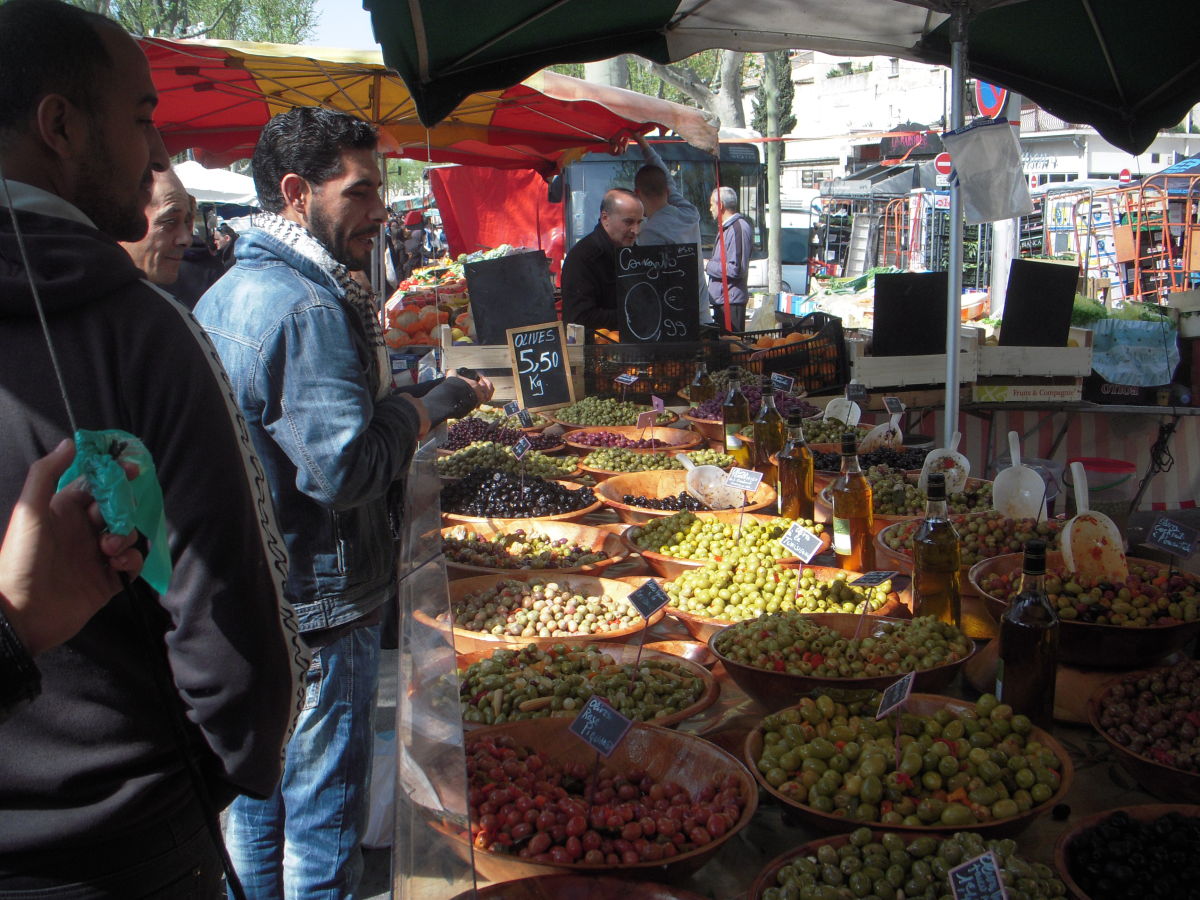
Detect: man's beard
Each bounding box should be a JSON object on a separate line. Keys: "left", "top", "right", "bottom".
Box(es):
{"left": 309, "top": 204, "right": 370, "bottom": 271}
{"left": 75, "top": 123, "right": 150, "bottom": 243}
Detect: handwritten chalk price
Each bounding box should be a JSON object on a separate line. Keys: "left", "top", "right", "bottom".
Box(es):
{"left": 636, "top": 410, "right": 657, "bottom": 430}
{"left": 569, "top": 695, "right": 634, "bottom": 757}
{"left": 651, "top": 395, "right": 665, "bottom": 412}
{"left": 614, "top": 373, "right": 639, "bottom": 386}
{"left": 724, "top": 467, "right": 763, "bottom": 492}
{"left": 780, "top": 523, "right": 825, "bottom": 563}
{"left": 517, "top": 409, "right": 533, "bottom": 428}
{"left": 851, "top": 570, "right": 899, "bottom": 588}
{"left": 884, "top": 396, "right": 905, "bottom": 414}
{"left": 949, "top": 851, "right": 1008, "bottom": 900}
{"left": 771, "top": 373, "right": 795, "bottom": 393}
{"left": 845, "top": 383, "right": 869, "bottom": 403}
{"left": 876, "top": 670, "right": 916, "bottom": 720}
{"left": 628, "top": 579, "right": 670, "bottom": 619}
{"left": 512, "top": 436, "right": 532, "bottom": 460}
{"left": 503, "top": 400, "right": 520, "bottom": 416}
{"left": 1144, "top": 516, "right": 1199, "bottom": 558}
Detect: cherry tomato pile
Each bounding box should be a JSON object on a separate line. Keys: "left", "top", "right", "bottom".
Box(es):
{"left": 466, "top": 734, "right": 746, "bottom": 865}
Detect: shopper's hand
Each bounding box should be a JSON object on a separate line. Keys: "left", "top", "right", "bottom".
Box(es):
{"left": 0, "top": 440, "right": 145, "bottom": 656}
{"left": 448, "top": 370, "right": 494, "bottom": 406}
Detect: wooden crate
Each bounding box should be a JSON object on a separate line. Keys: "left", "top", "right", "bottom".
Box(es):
{"left": 975, "top": 327, "right": 1093, "bottom": 377}
{"left": 847, "top": 328, "right": 980, "bottom": 389}
{"left": 435, "top": 324, "right": 585, "bottom": 403}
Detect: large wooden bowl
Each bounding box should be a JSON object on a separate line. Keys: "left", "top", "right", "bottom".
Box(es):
{"left": 440, "top": 521, "right": 630, "bottom": 579}
{"left": 455, "top": 641, "right": 719, "bottom": 730}
{"left": 441, "top": 479, "right": 603, "bottom": 527}
{"left": 1053, "top": 804, "right": 1200, "bottom": 900}
{"left": 563, "top": 426, "right": 702, "bottom": 454}
{"left": 438, "top": 457, "right": 583, "bottom": 483}
{"left": 810, "top": 442, "right": 924, "bottom": 491}
{"left": 428, "top": 572, "right": 663, "bottom": 655}
{"left": 745, "top": 692, "right": 1074, "bottom": 838}
{"left": 447, "top": 718, "right": 758, "bottom": 882}
{"left": 1087, "top": 670, "right": 1200, "bottom": 803}
{"left": 595, "top": 470, "right": 777, "bottom": 525}
{"left": 968, "top": 551, "right": 1200, "bottom": 668}
{"left": 710, "top": 613, "right": 975, "bottom": 710}
{"left": 816, "top": 476, "right": 994, "bottom": 537}
{"left": 680, "top": 411, "right": 723, "bottom": 446}
{"left": 621, "top": 512, "right": 829, "bottom": 580}
{"left": 665, "top": 566, "right": 909, "bottom": 643}
{"left": 551, "top": 410, "right": 679, "bottom": 432}
{"left": 450, "top": 877, "right": 712, "bottom": 900}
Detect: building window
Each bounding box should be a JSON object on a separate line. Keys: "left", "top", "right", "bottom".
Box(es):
{"left": 889, "top": 57, "right": 899, "bottom": 78}
{"left": 1151, "top": 153, "right": 1161, "bottom": 163}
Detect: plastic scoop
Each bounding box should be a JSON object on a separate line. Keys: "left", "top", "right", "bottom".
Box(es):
{"left": 822, "top": 398, "right": 862, "bottom": 427}
{"left": 675, "top": 453, "right": 744, "bottom": 509}
{"left": 1061, "top": 460, "right": 1128, "bottom": 582}
{"left": 991, "top": 431, "right": 1046, "bottom": 521}
{"left": 918, "top": 431, "right": 970, "bottom": 495}
{"left": 858, "top": 412, "right": 903, "bottom": 454}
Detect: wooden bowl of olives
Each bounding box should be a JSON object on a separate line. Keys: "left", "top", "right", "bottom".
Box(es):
{"left": 562, "top": 425, "right": 702, "bottom": 454}
{"left": 1086, "top": 662, "right": 1200, "bottom": 803}
{"left": 433, "top": 572, "right": 664, "bottom": 656}
{"left": 441, "top": 478, "right": 603, "bottom": 527}
{"left": 455, "top": 642, "right": 719, "bottom": 730}
{"left": 450, "top": 876, "right": 712, "bottom": 900}
{"left": 710, "top": 613, "right": 975, "bottom": 711}
{"left": 1053, "top": 804, "right": 1200, "bottom": 900}
{"left": 443, "top": 718, "right": 758, "bottom": 882}
{"left": 744, "top": 692, "right": 1074, "bottom": 838}
{"left": 815, "top": 476, "right": 994, "bottom": 537}
{"left": 595, "top": 470, "right": 777, "bottom": 525}
{"left": 550, "top": 408, "right": 679, "bottom": 433}
{"left": 621, "top": 511, "right": 829, "bottom": 581}
{"left": 441, "top": 521, "right": 631, "bottom": 579}
{"left": 969, "top": 551, "right": 1200, "bottom": 668}
{"left": 664, "top": 565, "right": 907, "bottom": 643}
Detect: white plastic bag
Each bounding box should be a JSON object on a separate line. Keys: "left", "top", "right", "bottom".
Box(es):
{"left": 940, "top": 118, "right": 1034, "bottom": 224}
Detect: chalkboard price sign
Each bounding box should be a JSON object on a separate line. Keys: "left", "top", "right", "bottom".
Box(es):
{"left": 771, "top": 373, "right": 796, "bottom": 393}
{"left": 846, "top": 383, "right": 870, "bottom": 404}
{"left": 506, "top": 321, "right": 574, "bottom": 412}
{"left": 614, "top": 373, "right": 639, "bottom": 386}
{"left": 503, "top": 400, "right": 520, "bottom": 416}
{"left": 517, "top": 409, "right": 533, "bottom": 428}
{"left": 884, "top": 396, "right": 905, "bottom": 414}
{"left": 636, "top": 410, "right": 657, "bottom": 430}
{"left": 949, "top": 851, "right": 1007, "bottom": 900}
{"left": 725, "top": 467, "right": 763, "bottom": 492}
{"left": 629, "top": 579, "right": 670, "bottom": 619}
{"left": 570, "top": 696, "right": 634, "bottom": 758}
{"left": 512, "top": 436, "right": 531, "bottom": 460}
{"left": 876, "top": 670, "right": 916, "bottom": 720}
{"left": 851, "top": 570, "right": 899, "bottom": 588}
{"left": 651, "top": 395, "right": 665, "bottom": 413}
{"left": 616, "top": 243, "right": 701, "bottom": 344}
{"left": 1144, "top": 516, "right": 1199, "bottom": 558}
{"left": 780, "top": 523, "right": 825, "bottom": 563}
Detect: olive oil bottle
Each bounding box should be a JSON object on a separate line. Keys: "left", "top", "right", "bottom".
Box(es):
{"left": 720, "top": 376, "right": 752, "bottom": 469}
{"left": 689, "top": 360, "right": 714, "bottom": 405}
{"left": 829, "top": 432, "right": 875, "bottom": 571}
{"left": 751, "top": 383, "right": 786, "bottom": 485}
{"left": 776, "top": 412, "right": 815, "bottom": 520}
{"left": 911, "top": 472, "right": 962, "bottom": 628}
{"left": 996, "top": 539, "right": 1059, "bottom": 731}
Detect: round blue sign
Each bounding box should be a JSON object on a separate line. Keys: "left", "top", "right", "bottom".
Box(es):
{"left": 974, "top": 81, "right": 1008, "bottom": 118}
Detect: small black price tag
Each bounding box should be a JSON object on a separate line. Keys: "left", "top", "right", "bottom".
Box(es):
{"left": 771, "top": 372, "right": 795, "bottom": 393}
{"left": 883, "top": 396, "right": 905, "bottom": 414}
{"left": 851, "top": 570, "right": 899, "bottom": 588}
{"left": 1144, "top": 516, "right": 1199, "bottom": 558}
{"left": 876, "top": 670, "right": 915, "bottom": 720}
{"left": 569, "top": 695, "right": 634, "bottom": 757}
{"left": 949, "top": 851, "right": 1008, "bottom": 900}
{"left": 845, "top": 383, "right": 869, "bottom": 403}
{"left": 651, "top": 395, "right": 665, "bottom": 412}
{"left": 628, "top": 579, "right": 670, "bottom": 619}
{"left": 517, "top": 409, "right": 533, "bottom": 428}
{"left": 614, "top": 373, "right": 639, "bottom": 386}
{"left": 503, "top": 400, "right": 520, "bottom": 416}
{"left": 512, "top": 436, "right": 532, "bottom": 460}
{"left": 636, "top": 410, "right": 657, "bottom": 430}
{"left": 780, "top": 523, "right": 824, "bottom": 563}
{"left": 724, "top": 467, "right": 763, "bottom": 491}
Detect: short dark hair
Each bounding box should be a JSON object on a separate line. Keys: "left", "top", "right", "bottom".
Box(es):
{"left": 600, "top": 188, "right": 638, "bottom": 215}
{"left": 0, "top": 0, "right": 114, "bottom": 146}
{"left": 634, "top": 165, "right": 667, "bottom": 200}
{"left": 252, "top": 107, "right": 378, "bottom": 213}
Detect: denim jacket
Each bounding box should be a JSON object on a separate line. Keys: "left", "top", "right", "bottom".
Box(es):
{"left": 195, "top": 228, "right": 423, "bottom": 632}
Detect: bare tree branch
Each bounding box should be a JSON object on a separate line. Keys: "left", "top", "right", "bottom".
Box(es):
{"left": 641, "top": 60, "right": 713, "bottom": 110}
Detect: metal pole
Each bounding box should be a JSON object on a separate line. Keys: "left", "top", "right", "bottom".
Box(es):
{"left": 943, "top": 1, "right": 968, "bottom": 448}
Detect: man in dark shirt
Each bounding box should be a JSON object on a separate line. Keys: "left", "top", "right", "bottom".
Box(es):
{"left": 561, "top": 188, "right": 644, "bottom": 337}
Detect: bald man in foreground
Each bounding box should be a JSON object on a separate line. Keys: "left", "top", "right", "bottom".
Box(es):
{"left": 119, "top": 166, "right": 193, "bottom": 286}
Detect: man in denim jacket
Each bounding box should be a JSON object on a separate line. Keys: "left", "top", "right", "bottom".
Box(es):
{"left": 196, "top": 107, "right": 491, "bottom": 899}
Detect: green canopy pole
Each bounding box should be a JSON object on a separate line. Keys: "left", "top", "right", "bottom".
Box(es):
{"left": 943, "top": 0, "right": 968, "bottom": 449}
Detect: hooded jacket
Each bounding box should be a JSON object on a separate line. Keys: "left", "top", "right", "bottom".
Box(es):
{"left": 0, "top": 184, "right": 305, "bottom": 871}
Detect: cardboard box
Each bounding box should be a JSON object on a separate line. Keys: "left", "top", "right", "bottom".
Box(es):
{"left": 1081, "top": 372, "right": 1169, "bottom": 405}
{"left": 972, "top": 377, "right": 1083, "bottom": 403}
{"left": 975, "top": 327, "right": 1093, "bottom": 377}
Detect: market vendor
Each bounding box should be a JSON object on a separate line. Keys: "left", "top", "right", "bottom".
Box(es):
{"left": 561, "top": 187, "right": 643, "bottom": 337}
{"left": 707, "top": 186, "right": 753, "bottom": 331}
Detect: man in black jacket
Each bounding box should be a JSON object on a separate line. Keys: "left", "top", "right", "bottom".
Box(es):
{"left": 0, "top": 2, "right": 307, "bottom": 896}
{"left": 561, "top": 187, "right": 644, "bottom": 337}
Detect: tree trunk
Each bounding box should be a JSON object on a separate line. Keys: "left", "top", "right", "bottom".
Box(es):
{"left": 713, "top": 50, "right": 746, "bottom": 129}
{"left": 765, "top": 52, "right": 782, "bottom": 295}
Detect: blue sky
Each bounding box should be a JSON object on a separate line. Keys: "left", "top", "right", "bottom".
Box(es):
{"left": 308, "top": 0, "right": 378, "bottom": 51}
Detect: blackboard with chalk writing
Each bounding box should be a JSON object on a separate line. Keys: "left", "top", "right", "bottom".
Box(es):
{"left": 506, "top": 321, "right": 574, "bottom": 411}
{"left": 616, "top": 243, "right": 700, "bottom": 344}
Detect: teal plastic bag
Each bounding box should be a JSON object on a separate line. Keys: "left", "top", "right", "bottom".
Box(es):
{"left": 56, "top": 429, "right": 171, "bottom": 594}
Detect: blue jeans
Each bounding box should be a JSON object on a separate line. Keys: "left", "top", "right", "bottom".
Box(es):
{"left": 226, "top": 623, "right": 382, "bottom": 900}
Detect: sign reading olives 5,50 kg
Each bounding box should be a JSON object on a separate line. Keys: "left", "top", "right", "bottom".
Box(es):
{"left": 570, "top": 695, "right": 633, "bottom": 757}
{"left": 616, "top": 243, "right": 700, "bottom": 344}
{"left": 506, "top": 321, "right": 574, "bottom": 412}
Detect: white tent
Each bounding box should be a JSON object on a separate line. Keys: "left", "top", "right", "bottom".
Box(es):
{"left": 174, "top": 160, "right": 257, "bottom": 206}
